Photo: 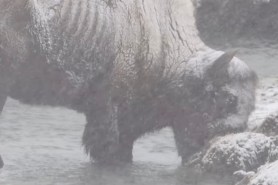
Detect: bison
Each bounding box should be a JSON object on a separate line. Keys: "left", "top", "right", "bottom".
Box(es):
{"left": 0, "top": 0, "right": 257, "bottom": 164}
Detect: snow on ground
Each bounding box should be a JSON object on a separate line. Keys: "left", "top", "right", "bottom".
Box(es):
{"left": 247, "top": 161, "right": 278, "bottom": 185}
{"left": 188, "top": 133, "right": 277, "bottom": 174}
{"left": 248, "top": 78, "right": 278, "bottom": 130}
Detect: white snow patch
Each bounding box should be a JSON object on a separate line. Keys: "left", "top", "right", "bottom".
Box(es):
{"left": 248, "top": 78, "right": 278, "bottom": 130}
{"left": 201, "top": 133, "right": 272, "bottom": 171}
{"left": 249, "top": 161, "right": 278, "bottom": 185}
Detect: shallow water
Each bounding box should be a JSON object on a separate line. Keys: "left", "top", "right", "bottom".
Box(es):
{"left": 0, "top": 98, "right": 233, "bottom": 185}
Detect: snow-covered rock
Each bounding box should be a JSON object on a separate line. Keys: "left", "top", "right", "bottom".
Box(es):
{"left": 241, "top": 161, "right": 278, "bottom": 185}
{"left": 187, "top": 133, "right": 278, "bottom": 174}
{"left": 233, "top": 170, "right": 255, "bottom": 185}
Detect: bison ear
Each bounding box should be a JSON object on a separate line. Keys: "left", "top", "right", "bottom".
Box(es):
{"left": 207, "top": 50, "right": 237, "bottom": 85}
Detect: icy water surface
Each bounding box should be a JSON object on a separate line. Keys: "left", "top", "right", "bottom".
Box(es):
{"left": 0, "top": 99, "right": 232, "bottom": 185}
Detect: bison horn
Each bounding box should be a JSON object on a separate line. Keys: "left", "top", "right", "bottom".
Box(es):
{"left": 212, "top": 50, "right": 237, "bottom": 72}
{"left": 207, "top": 49, "right": 238, "bottom": 86}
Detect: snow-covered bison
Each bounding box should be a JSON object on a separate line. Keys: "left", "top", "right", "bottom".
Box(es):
{"left": 0, "top": 0, "right": 257, "bottom": 164}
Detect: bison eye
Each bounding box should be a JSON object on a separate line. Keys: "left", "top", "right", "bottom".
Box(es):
{"left": 225, "top": 95, "right": 238, "bottom": 113}
{"left": 208, "top": 90, "right": 218, "bottom": 99}
{"left": 227, "top": 95, "right": 237, "bottom": 104}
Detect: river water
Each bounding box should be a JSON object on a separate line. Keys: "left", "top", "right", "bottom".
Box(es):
{"left": 0, "top": 98, "right": 233, "bottom": 185}
{"left": 0, "top": 45, "right": 277, "bottom": 185}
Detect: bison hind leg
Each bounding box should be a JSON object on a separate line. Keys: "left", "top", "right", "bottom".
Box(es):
{"left": 0, "top": 73, "right": 9, "bottom": 113}
{"left": 0, "top": 65, "right": 10, "bottom": 169}
{"left": 0, "top": 92, "right": 7, "bottom": 113}
{"left": 82, "top": 121, "right": 119, "bottom": 163}
{"left": 82, "top": 124, "right": 134, "bottom": 164}
{"left": 82, "top": 102, "right": 134, "bottom": 164}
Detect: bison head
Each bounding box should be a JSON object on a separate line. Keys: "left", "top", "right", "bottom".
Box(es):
{"left": 183, "top": 49, "right": 257, "bottom": 139}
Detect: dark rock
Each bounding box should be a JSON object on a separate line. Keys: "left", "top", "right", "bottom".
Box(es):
{"left": 195, "top": 0, "right": 278, "bottom": 46}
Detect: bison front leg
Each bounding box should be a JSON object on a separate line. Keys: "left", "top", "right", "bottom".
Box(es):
{"left": 0, "top": 62, "right": 10, "bottom": 113}
{"left": 172, "top": 124, "right": 196, "bottom": 164}
{"left": 0, "top": 67, "right": 9, "bottom": 114}
{"left": 172, "top": 118, "right": 207, "bottom": 164}
{"left": 0, "top": 90, "right": 7, "bottom": 113}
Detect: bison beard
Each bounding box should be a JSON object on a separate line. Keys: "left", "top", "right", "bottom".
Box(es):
{"left": 0, "top": 0, "right": 257, "bottom": 164}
